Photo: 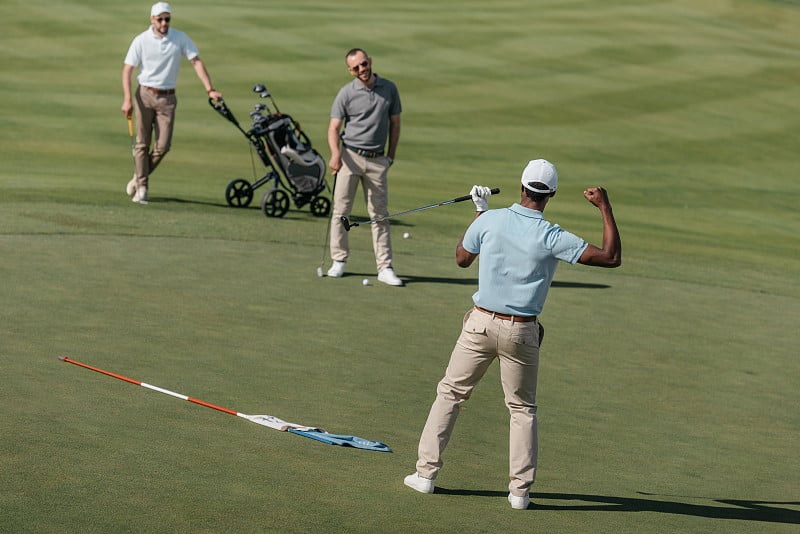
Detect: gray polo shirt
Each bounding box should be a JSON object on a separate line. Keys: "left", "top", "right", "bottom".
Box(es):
{"left": 331, "top": 74, "right": 401, "bottom": 153}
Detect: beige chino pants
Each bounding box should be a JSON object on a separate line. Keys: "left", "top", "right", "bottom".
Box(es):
{"left": 133, "top": 86, "right": 177, "bottom": 190}
{"left": 416, "top": 308, "right": 542, "bottom": 497}
{"left": 329, "top": 149, "right": 393, "bottom": 271}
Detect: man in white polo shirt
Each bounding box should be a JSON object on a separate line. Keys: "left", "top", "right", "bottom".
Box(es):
{"left": 121, "top": 2, "right": 223, "bottom": 204}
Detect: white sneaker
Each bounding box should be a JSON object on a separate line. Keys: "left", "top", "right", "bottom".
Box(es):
{"left": 126, "top": 174, "right": 137, "bottom": 197}
{"left": 377, "top": 267, "right": 404, "bottom": 286}
{"left": 327, "top": 261, "right": 346, "bottom": 278}
{"left": 508, "top": 492, "right": 530, "bottom": 510}
{"left": 132, "top": 186, "right": 148, "bottom": 205}
{"left": 404, "top": 472, "right": 434, "bottom": 494}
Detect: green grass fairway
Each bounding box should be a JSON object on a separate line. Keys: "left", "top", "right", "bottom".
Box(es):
{"left": 2, "top": 0, "right": 799, "bottom": 532}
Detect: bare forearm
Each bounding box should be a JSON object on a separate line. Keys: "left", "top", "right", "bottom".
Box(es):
{"left": 328, "top": 126, "right": 342, "bottom": 157}
{"left": 599, "top": 205, "right": 622, "bottom": 267}
{"left": 192, "top": 58, "right": 214, "bottom": 92}
{"left": 387, "top": 116, "right": 400, "bottom": 160}
{"left": 121, "top": 64, "right": 134, "bottom": 116}
{"left": 455, "top": 211, "right": 482, "bottom": 267}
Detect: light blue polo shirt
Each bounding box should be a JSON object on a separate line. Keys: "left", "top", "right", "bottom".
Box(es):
{"left": 462, "top": 203, "right": 588, "bottom": 316}
{"left": 124, "top": 27, "right": 199, "bottom": 90}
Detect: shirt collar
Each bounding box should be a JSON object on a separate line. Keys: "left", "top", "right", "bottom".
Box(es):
{"left": 508, "top": 203, "right": 544, "bottom": 219}
{"left": 353, "top": 74, "right": 381, "bottom": 90}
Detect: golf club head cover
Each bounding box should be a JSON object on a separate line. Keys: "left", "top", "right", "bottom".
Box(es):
{"left": 470, "top": 185, "right": 492, "bottom": 212}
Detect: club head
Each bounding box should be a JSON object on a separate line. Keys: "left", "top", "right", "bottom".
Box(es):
{"left": 341, "top": 216, "right": 356, "bottom": 232}
{"left": 253, "top": 83, "right": 271, "bottom": 98}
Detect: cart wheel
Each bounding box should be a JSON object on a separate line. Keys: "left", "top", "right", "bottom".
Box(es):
{"left": 225, "top": 179, "right": 253, "bottom": 207}
{"left": 261, "top": 189, "right": 290, "bottom": 218}
{"left": 310, "top": 196, "right": 331, "bottom": 217}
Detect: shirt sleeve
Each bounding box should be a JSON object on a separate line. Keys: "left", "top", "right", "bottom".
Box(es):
{"left": 461, "top": 216, "right": 484, "bottom": 255}
{"left": 182, "top": 34, "right": 199, "bottom": 60}
{"left": 124, "top": 38, "right": 141, "bottom": 67}
{"left": 330, "top": 87, "right": 348, "bottom": 119}
{"left": 389, "top": 83, "right": 402, "bottom": 115}
{"left": 546, "top": 225, "right": 588, "bottom": 264}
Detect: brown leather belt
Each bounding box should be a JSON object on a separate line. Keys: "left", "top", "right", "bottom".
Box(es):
{"left": 474, "top": 305, "right": 537, "bottom": 323}
{"left": 142, "top": 86, "right": 176, "bottom": 95}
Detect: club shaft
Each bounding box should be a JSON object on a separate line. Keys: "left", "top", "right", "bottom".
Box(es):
{"left": 59, "top": 356, "right": 238, "bottom": 417}
{"left": 348, "top": 187, "right": 499, "bottom": 228}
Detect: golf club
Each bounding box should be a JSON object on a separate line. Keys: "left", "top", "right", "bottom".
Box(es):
{"left": 317, "top": 171, "right": 337, "bottom": 277}
{"left": 341, "top": 187, "right": 500, "bottom": 231}
{"left": 127, "top": 115, "right": 135, "bottom": 156}
{"left": 253, "top": 83, "right": 280, "bottom": 113}
{"left": 58, "top": 355, "right": 391, "bottom": 452}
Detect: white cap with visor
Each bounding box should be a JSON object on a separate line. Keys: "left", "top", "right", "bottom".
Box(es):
{"left": 151, "top": 2, "right": 171, "bottom": 16}
{"left": 521, "top": 159, "right": 558, "bottom": 193}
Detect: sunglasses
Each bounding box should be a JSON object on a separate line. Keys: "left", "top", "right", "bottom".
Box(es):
{"left": 350, "top": 60, "right": 369, "bottom": 72}
{"left": 156, "top": 16, "right": 171, "bottom": 23}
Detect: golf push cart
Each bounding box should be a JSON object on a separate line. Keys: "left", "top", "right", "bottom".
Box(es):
{"left": 209, "top": 84, "right": 330, "bottom": 218}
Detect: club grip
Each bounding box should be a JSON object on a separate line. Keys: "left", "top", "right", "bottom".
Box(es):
{"left": 454, "top": 187, "right": 500, "bottom": 203}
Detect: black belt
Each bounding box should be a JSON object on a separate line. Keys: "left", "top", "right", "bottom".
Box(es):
{"left": 475, "top": 306, "right": 537, "bottom": 323}
{"left": 142, "top": 86, "right": 175, "bottom": 95}
{"left": 344, "top": 144, "right": 383, "bottom": 158}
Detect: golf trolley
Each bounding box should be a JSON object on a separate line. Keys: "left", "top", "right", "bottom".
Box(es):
{"left": 209, "top": 84, "right": 330, "bottom": 218}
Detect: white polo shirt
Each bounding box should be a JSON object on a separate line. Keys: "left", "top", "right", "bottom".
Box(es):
{"left": 124, "top": 26, "right": 199, "bottom": 90}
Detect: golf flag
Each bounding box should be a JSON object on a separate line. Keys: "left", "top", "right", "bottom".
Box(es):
{"left": 59, "top": 356, "right": 391, "bottom": 453}
{"left": 289, "top": 430, "right": 392, "bottom": 452}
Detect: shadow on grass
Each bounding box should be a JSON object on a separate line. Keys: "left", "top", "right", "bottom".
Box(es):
{"left": 335, "top": 275, "right": 612, "bottom": 288}
{"left": 434, "top": 488, "right": 800, "bottom": 523}
{"left": 551, "top": 281, "right": 610, "bottom": 289}
{"left": 155, "top": 197, "right": 231, "bottom": 209}
{"left": 397, "top": 277, "right": 611, "bottom": 288}
{"left": 155, "top": 197, "right": 328, "bottom": 221}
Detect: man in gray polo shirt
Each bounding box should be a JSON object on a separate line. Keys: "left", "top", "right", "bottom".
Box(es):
{"left": 326, "top": 48, "right": 403, "bottom": 286}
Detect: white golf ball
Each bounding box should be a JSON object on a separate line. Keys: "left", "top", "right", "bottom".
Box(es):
{"left": 403, "top": 232, "right": 410, "bottom": 239}
{"left": 316, "top": 267, "right": 324, "bottom": 278}
{"left": 362, "top": 278, "right": 369, "bottom": 286}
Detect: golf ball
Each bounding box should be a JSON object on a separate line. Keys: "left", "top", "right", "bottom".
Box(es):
{"left": 362, "top": 279, "right": 369, "bottom": 286}
{"left": 316, "top": 267, "right": 324, "bottom": 278}
{"left": 403, "top": 232, "right": 410, "bottom": 239}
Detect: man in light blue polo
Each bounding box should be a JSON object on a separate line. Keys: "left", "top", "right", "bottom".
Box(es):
{"left": 121, "top": 2, "right": 223, "bottom": 204}
{"left": 404, "top": 159, "right": 622, "bottom": 510}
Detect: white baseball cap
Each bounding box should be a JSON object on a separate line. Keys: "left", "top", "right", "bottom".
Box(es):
{"left": 151, "top": 2, "right": 171, "bottom": 16}
{"left": 521, "top": 159, "right": 558, "bottom": 193}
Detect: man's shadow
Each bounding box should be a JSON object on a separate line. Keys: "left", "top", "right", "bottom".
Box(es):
{"left": 435, "top": 488, "right": 800, "bottom": 523}
{"left": 394, "top": 277, "right": 611, "bottom": 288}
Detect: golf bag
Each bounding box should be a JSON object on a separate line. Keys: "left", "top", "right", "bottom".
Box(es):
{"left": 209, "top": 84, "right": 330, "bottom": 218}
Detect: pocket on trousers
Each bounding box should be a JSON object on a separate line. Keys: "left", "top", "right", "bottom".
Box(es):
{"left": 510, "top": 323, "right": 539, "bottom": 347}
{"left": 460, "top": 309, "right": 488, "bottom": 344}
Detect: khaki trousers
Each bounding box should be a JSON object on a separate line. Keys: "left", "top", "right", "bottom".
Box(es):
{"left": 416, "top": 308, "right": 543, "bottom": 497}
{"left": 329, "top": 149, "right": 393, "bottom": 271}
{"left": 133, "top": 87, "right": 177, "bottom": 189}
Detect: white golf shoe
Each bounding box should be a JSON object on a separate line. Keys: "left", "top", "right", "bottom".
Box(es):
{"left": 126, "top": 174, "right": 137, "bottom": 196}
{"left": 132, "top": 185, "right": 148, "bottom": 205}
{"left": 327, "top": 261, "right": 346, "bottom": 278}
{"left": 403, "top": 472, "right": 434, "bottom": 494}
{"left": 508, "top": 492, "right": 530, "bottom": 510}
{"left": 377, "top": 267, "right": 404, "bottom": 286}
